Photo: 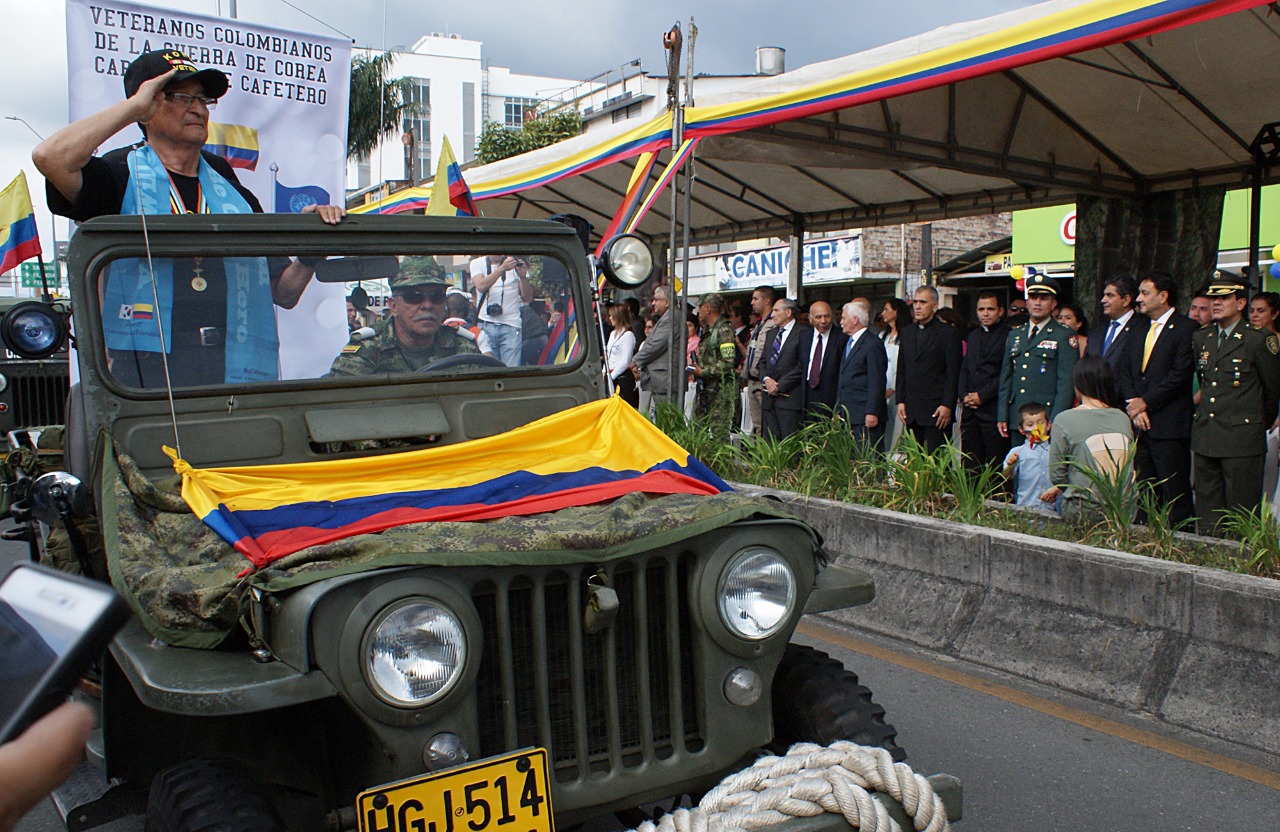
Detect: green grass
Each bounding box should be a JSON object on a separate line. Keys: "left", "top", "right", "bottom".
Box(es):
{"left": 651, "top": 412, "right": 1270, "bottom": 579}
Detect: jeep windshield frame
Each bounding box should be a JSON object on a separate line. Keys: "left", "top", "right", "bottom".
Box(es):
{"left": 66, "top": 215, "right": 606, "bottom": 475}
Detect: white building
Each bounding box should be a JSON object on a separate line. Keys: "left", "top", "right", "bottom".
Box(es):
{"left": 347, "top": 33, "right": 581, "bottom": 197}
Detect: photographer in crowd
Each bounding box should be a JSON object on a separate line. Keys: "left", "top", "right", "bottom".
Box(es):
{"left": 470, "top": 254, "right": 533, "bottom": 367}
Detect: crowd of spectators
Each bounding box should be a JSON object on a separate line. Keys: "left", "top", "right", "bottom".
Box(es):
{"left": 641, "top": 271, "right": 1280, "bottom": 537}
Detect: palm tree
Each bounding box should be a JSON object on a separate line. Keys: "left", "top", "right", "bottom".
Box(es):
{"left": 347, "top": 52, "right": 415, "bottom": 161}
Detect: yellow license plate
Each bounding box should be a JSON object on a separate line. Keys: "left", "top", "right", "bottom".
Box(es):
{"left": 357, "top": 748, "right": 554, "bottom": 832}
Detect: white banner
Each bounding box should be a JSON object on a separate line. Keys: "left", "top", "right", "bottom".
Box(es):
{"left": 65, "top": 0, "right": 353, "bottom": 379}
{"left": 694, "top": 235, "right": 863, "bottom": 293}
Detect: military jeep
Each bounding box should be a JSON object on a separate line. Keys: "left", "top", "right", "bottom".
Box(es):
{"left": 7, "top": 213, "right": 959, "bottom": 832}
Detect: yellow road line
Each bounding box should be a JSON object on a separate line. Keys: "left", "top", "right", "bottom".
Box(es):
{"left": 797, "top": 620, "right": 1280, "bottom": 791}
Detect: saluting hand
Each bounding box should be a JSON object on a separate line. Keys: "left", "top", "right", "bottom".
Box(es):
{"left": 131, "top": 69, "right": 179, "bottom": 126}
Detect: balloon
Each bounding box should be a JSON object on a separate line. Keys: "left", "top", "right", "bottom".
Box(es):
{"left": 1272, "top": 243, "right": 1280, "bottom": 262}
{"left": 1009, "top": 265, "right": 1025, "bottom": 281}
{"left": 1015, "top": 278, "right": 1026, "bottom": 293}
{"left": 1270, "top": 262, "right": 1280, "bottom": 280}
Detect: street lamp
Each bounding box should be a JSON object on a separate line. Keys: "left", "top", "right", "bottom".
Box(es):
{"left": 5, "top": 116, "right": 59, "bottom": 300}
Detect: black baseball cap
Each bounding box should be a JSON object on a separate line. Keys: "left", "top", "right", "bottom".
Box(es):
{"left": 123, "top": 50, "right": 229, "bottom": 100}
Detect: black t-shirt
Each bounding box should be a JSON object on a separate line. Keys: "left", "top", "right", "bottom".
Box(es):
{"left": 46, "top": 143, "right": 264, "bottom": 221}
{"left": 48, "top": 144, "right": 273, "bottom": 388}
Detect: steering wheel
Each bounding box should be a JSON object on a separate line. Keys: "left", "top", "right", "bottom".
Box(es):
{"left": 417, "top": 353, "right": 508, "bottom": 373}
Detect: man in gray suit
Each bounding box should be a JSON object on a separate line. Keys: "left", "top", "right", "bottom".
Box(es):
{"left": 630, "top": 286, "right": 674, "bottom": 412}
{"left": 835, "top": 300, "right": 888, "bottom": 450}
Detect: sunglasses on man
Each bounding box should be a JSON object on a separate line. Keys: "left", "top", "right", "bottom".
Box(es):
{"left": 394, "top": 287, "right": 447, "bottom": 305}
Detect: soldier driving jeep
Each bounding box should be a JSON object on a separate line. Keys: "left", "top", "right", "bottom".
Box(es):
{"left": 327, "top": 266, "right": 480, "bottom": 377}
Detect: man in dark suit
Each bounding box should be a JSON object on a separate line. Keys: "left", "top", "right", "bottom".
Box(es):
{"left": 896, "top": 286, "right": 963, "bottom": 452}
{"left": 1119, "top": 271, "right": 1195, "bottom": 525}
{"left": 835, "top": 300, "right": 888, "bottom": 450}
{"left": 800, "top": 300, "right": 848, "bottom": 422}
{"left": 760, "top": 298, "right": 808, "bottom": 440}
{"left": 959, "top": 291, "right": 1011, "bottom": 473}
{"left": 1084, "top": 276, "right": 1141, "bottom": 370}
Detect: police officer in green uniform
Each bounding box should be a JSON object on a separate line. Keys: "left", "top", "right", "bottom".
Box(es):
{"left": 998, "top": 273, "right": 1078, "bottom": 445}
{"left": 328, "top": 264, "right": 479, "bottom": 376}
{"left": 692, "top": 293, "right": 738, "bottom": 440}
{"left": 1190, "top": 274, "right": 1280, "bottom": 534}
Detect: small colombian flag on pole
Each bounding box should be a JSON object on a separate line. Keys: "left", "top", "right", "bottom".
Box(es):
{"left": 0, "top": 172, "right": 42, "bottom": 275}
{"left": 425, "top": 136, "right": 478, "bottom": 217}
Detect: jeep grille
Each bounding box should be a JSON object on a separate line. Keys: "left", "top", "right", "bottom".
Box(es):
{"left": 0, "top": 360, "right": 68, "bottom": 429}
{"left": 472, "top": 556, "right": 703, "bottom": 782}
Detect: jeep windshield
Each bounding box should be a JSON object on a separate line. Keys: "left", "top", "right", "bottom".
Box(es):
{"left": 91, "top": 248, "right": 585, "bottom": 391}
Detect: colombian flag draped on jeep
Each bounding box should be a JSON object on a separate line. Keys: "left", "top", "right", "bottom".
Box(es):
{"left": 167, "top": 397, "right": 730, "bottom": 568}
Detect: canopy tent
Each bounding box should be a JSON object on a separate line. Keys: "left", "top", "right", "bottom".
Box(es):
{"left": 353, "top": 0, "right": 1280, "bottom": 251}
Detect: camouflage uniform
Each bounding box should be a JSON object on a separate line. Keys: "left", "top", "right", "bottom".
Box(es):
{"left": 327, "top": 322, "right": 478, "bottom": 376}
{"left": 697, "top": 314, "right": 738, "bottom": 440}
{"left": 327, "top": 267, "right": 478, "bottom": 376}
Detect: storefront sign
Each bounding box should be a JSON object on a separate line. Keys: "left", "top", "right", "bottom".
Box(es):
{"left": 707, "top": 235, "right": 862, "bottom": 291}
{"left": 984, "top": 253, "right": 1013, "bottom": 273}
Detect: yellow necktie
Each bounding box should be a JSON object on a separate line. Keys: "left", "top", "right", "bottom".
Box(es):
{"left": 1142, "top": 321, "right": 1161, "bottom": 371}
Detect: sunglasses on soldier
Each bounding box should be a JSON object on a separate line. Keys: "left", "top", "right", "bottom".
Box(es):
{"left": 394, "top": 287, "right": 447, "bottom": 305}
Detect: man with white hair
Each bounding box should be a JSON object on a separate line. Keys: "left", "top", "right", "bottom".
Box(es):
{"left": 896, "top": 285, "right": 962, "bottom": 452}
{"left": 835, "top": 299, "right": 889, "bottom": 450}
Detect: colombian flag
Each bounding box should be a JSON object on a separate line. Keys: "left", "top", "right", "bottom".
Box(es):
{"left": 538, "top": 296, "right": 579, "bottom": 365}
{"left": 168, "top": 396, "right": 729, "bottom": 568}
{"left": 426, "top": 136, "right": 478, "bottom": 217}
{"left": 204, "top": 122, "right": 260, "bottom": 170}
{"left": 0, "top": 172, "right": 42, "bottom": 275}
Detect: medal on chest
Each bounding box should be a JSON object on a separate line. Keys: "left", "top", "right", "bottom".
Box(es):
{"left": 191, "top": 257, "right": 207, "bottom": 292}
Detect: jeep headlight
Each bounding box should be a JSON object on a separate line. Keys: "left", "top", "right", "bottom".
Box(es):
{"left": 364, "top": 601, "right": 467, "bottom": 707}
{"left": 718, "top": 547, "right": 796, "bottom": 640}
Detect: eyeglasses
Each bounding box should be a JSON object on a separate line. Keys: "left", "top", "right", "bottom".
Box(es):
{"left": 395, "top": 288, "right": 446, "bottom": 305}
{"left": 163, "top": 91, "right": 217, "bottom": 110}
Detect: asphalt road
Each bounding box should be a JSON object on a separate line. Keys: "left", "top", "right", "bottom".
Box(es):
{"left": 6, "top": 534, "right": 1278, "bottom": 832}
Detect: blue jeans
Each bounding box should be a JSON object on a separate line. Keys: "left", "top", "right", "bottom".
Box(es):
{"left": 482, "top": 320, "right": 522, "bottom": 367}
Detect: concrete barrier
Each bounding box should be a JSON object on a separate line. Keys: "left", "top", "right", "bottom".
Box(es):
{"left": 741, "top": 487, "right": 1280, "bottom": 757}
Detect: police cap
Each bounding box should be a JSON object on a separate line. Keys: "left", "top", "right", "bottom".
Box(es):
{"left": 1025, "top": 273, "right": 1059, "bottom": 297}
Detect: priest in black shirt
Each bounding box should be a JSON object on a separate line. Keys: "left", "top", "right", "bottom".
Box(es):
{"left": 32, "top": 50, "right": 344, "bottom": 387}
{"left": 959, "top": 291, "right": 1011, "bottom": 474}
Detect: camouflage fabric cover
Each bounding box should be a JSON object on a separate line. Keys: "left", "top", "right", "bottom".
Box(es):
{"left": 98, "top": 435, "right": 806, "bottom": 649}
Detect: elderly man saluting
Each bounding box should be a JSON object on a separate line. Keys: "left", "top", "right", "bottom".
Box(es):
{"left": 32, "top": 49, "right": 343, "bottom": 387}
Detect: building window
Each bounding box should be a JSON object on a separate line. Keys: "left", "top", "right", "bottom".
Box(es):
{"left": 611, "top": 103, "right": 642, "bottom": 124}
{"left": 462, "top": 83, "right": 476, "bottom": 163}
{"left": 356, "top": 153, "right": 371, "bottom": 189}
{"left": 403, "top": 78, "right": 432, "bottom": 182}
{"left": 503, "top": 97, "right": 539, "bottom": 128}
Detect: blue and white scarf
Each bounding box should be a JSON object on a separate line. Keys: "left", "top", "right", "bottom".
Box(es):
{"left": 101, "top": 145, "right": 278, "bottom": 384}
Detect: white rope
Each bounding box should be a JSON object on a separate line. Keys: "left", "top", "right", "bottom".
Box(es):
{"left": 629, "top": 742, "right": 950, "bottom": 832}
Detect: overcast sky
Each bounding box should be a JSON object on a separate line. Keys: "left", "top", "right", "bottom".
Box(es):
{"left": 2, "top": 0, "right": 1044, "bottom": 256}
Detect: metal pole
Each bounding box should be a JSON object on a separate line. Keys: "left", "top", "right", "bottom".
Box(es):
{"left": 677, "top": 19, "right": 698, "bottom": 416}
{"left": 663, "top": 24, "right": 686, "bottom": 417}
{"left": 5, "top": 117, "right": 56, "bottom": 299}
{"left": 670, "top": 108, "right": 686, "bottom": 415}
{"left": 923, "top": 224, "right": 934, "bottom": 286}
{"left": 1249, "top": 157, "right": 1263, "bottom": 294}
{"left": 788, "top": 215, "right": 803, "bottom": 302}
